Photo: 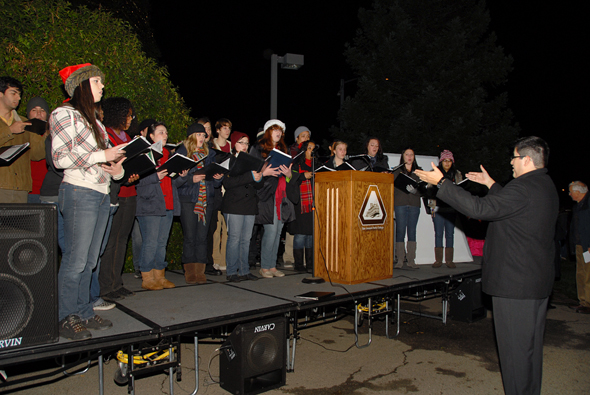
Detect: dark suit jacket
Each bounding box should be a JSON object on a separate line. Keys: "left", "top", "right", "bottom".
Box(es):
{"left": 437, "top": 168, "right": 558, "bottom": 299}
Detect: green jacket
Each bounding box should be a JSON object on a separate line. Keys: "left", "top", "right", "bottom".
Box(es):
{"left": 0, "top": 110, "right": 46, "bottom": 191}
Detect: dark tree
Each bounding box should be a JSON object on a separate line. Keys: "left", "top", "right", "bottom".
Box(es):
{"left": 339, "top": 0, "right": 518, "bottom": 179}
{"left": 69, "top": 0, "right": 160, "bottom": 59}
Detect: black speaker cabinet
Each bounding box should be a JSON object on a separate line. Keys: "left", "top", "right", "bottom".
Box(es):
{"left": 220, "top": 317, "right": 287, "bottom": 395}
{"left": 449, "top": 276, "right": 487, "bottom": 323}
{"left": 0, "top": 204, "right": 59, "bottom": 351}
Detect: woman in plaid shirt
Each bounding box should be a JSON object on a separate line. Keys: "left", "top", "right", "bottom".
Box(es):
{"left": 50, "top": 64, "right": 127, "bottom": 341}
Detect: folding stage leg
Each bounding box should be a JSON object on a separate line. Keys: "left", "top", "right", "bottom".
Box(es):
{"left": 98, "top": 355, "right": 104, "bottom": 395}
{"left": 355, "top": 297, "right": 373, "bottom": 349}
{"left": 385, "top": 298, "right": 401, "bottom": 339}
{"left": 168, "top": 343, "right": 175, "bottom": 395}
{"left": 190, "top": 335, "right": 199, "bottom": 395}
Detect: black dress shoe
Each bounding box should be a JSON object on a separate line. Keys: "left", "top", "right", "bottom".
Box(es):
{"left": 205, "top": 266, "right": 222, "bottom": 276}
{"left": 117, "top": 287, "right": 135, "bottom": 297}
{"left": 240, "top": 273, "right": 259, "bottom": 281}
{"left": 102, "top": 290, "right": 125, "bottom": 302}
{"left": 226, "top": 274, "right": 242, "bottom": 282}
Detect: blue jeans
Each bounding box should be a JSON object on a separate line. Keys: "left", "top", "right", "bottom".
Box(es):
{"left": 179, "top": 201, "right": 213, "bottom": 264}
{"left": 261, "top": 208, "right": 284, "bottom": 270}
{"left": 293, "top": 234, "right": 313, "bottom": 249}
{"left": 90, "top": 204, "right": 118, "bottom": 303}
{"left": 433, "top": 211, "right": 456, "bottom": 248}
{"left": 58, "top": 183, "right": 110, "bottom": 321}
{"left": 394, "top": 205, "right": 420, "bottom": 242}
{"left": 137, "top": 210, "right": 174, "bottom": 272}
{"left": 225, "top": 213, "right": 255, "bottom": 276}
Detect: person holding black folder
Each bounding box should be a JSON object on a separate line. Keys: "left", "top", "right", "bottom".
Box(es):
{"left": 290, "top": 140, "right": 318, "bottom": 272}
{"left": 98, "top": 97, "right": 139, "bottom": 301}
{"left": 176, "top": 123, "right": 224, "bottom": 284}
{"left": 325, "top": 140, "right": 348, "bottom": 169}
{"left": 250, "top": 119, "right": 300, "bottom": 278}
{"left": 392, "top": 147, "right": 422, "bottom": 269}
{"left": 221, "top": 132, "right": 264, "bottom": 282}
{"left": 50, "top": 63, "right": 126, "bottom": 340}
{"left": 427, "top": 150, "right": 463, "bottom": 269}
{"left": 136, "top": 122, "right": 188, "bottom": 291}
{"left": 365, "top": 136, "right": 389, "bottom": 171}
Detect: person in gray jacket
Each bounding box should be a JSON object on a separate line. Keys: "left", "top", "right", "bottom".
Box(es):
{"left": 416, "top": 136, "right": 558, "bottom": 395}
{"left": 569, "top": 181, "right": 590, "bottom": 314}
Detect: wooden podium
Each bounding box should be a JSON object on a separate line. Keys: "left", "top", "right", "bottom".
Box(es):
{"left": 313, "top": 171, "right": 394, "bottom": 284}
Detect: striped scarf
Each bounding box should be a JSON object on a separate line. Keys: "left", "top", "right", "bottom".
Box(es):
{"left": 300, "top": 160, "right": 313, "bottom": 214}
{"left": 193, "top": 148, "right": 208, "bottom": 223}
{"left": 300, "top": 179, "right": 313, "bottom": 214}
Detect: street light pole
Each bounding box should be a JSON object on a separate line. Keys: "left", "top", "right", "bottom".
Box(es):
{"left": 271, "top": 54, "right": 280, "bottom": 119}
{"left": 270, "top": 53, "right": 304, "bottom": 119}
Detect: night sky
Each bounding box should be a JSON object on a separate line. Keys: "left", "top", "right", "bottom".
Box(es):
{"left": 150, "top": 0, "right": 585, "bottom": 204}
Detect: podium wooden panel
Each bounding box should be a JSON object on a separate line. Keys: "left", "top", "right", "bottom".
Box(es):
{"left": 313, "top": 171, "right": 394, "bottom": 284}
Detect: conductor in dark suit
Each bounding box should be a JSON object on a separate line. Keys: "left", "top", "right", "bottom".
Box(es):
{"left": 416, "top": 136, "right": 558, "bottom": 395}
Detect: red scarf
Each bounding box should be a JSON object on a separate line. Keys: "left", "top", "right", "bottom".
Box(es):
{"left": 275, "top": 176, "right": 286, "bottom": 220}
{"left": 158, "top": 149, "right": 173, "bottom": 210}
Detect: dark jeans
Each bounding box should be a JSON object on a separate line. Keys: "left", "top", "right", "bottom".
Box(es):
{"left": 90, "top": 204, "right": 118, "bottom": 303}
{"left": 180, "top": 201, "right": 213, "bottom": 264}
{"left": 137, "top": 211, "right": 174, "bottom": 272}
{"left": 432, "top": 211, "right": 456, "bottom": 248}
{"left": 99, "top": 196, "right": 136, "bottom": 296}
{"left": 394, "top": 205, "right": 420, "bottom": 242}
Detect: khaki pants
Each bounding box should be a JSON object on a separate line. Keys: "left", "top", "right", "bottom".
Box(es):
{"left": 212, "top": 211, "right": 227, "bottom": 265}
{"left": 283, "top": 232, "right": 294, "bottom": 265}
{"left": 576, "top": 245, "right": 590, "bottom": 307}
{"left": 0, "top": 189, "right": 29, "bottom": 203}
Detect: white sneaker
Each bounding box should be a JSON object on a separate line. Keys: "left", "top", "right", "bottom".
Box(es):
{"left": 213, "top": 263, "right": 226, "bottom": 271}
{"left": 93, "top": 299, "right": 116, "bottom": 311}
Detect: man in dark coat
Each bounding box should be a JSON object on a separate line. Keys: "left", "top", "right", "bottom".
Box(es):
{"left": 416, "top": 136, "right": 558, "bottom": 395}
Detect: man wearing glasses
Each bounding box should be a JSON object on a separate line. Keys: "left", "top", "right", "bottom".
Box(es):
{"left": 416, "top": 136, "right": 558, "bottom": 395}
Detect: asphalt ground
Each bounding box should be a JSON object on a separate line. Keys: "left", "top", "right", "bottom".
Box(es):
{"left": 1, "top": 289, "right": 589, "bottom": 395}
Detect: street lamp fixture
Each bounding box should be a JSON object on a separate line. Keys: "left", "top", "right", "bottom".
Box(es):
{"left": 271, "top": 53, "right": 304, "bottom": 118}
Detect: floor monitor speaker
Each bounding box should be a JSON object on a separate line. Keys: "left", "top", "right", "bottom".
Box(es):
{"left": 220, "top": 316, "right": 286, "bottom": 395}
{"left": 450, "top": 276, "right": 487, "bottom": 323}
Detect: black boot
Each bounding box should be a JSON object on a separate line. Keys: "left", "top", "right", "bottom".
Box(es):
{"left": 304, "top": 247, "right": 314, "bottom": 274}
{"left": 293, "top": 249, "right": 305, "bottom": 272}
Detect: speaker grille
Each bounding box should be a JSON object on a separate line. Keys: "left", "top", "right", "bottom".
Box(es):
{"left": 0, "top": 274, "right": 34, "bottom": 339}
{"left": 0, "top": 204, "right": 58, "bottom": 349}
{"left": 0, "top": 209, "right": 45, "bottom": 239}
{"left": 247, "top": 332, "right": 280, "bottom": 373}
{"left": 9, "top": 239, "right": 48, "bottom": 276}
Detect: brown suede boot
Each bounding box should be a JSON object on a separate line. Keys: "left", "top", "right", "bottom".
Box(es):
{"left": 406, "top": 241, "right": 419, "bottom": 269}
{"left": 154, "top": 268, "right": 175, "bottom": 288}
{"left": 184, "top": 263, "right": 198, "bottom": 284}
{"left": 445, "top": 247, "right": 456, "bottom": 268}
{"left": 141, "top": 270, "right": 164, "bottom": 291}
{"left": 394, "top": 242, "right": 405, "bottom": 269}
{"left": 195, "top": 263, "right": 207, "bottom": 284}
{"left": 432, "top": 247, "right": 444, "bottom": 268}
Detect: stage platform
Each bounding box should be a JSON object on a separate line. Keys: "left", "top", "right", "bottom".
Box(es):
{"left": 0, "top": 260, "right": 482, "bottom": 393}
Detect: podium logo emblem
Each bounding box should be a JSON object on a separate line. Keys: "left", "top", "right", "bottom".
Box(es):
{"left": 358, "top": 185, "right": 387, "bottom": 229}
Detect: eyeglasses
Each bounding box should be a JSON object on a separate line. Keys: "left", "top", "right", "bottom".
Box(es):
{"left": 237, "top": 141, "right": 249, "bottom": 146}
{"left": 511, "top": 155, "right": 525, "bottom": 160}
